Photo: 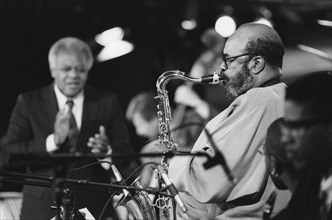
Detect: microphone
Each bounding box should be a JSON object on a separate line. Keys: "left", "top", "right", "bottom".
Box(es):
{"left": 157, "top": 165, "right": 187, "bottom": 213}
{"left": 203, "top": 149, "right": 235, "bottom": 183}
{"left": 111, "top": 164, "right": 129, "bottom": 197}
{"left": 202, "top": 128, "right": 236, "bottom": 183}
{"left": 263, "top": 191, "right": 277, "bottom": 220}
{"left": 199, "top": 71, "right": 224, "bottom": 85}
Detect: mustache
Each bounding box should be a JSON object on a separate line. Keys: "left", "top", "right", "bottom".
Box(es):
{"left": 219, "top": 72, "right": 229, "bottom": 81}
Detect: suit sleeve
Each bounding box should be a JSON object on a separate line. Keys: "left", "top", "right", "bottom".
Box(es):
{"left": 106, "top": 95, "right": 134, "bottom": 170}
{"left": 2, "top": 95, "right": 48, "bottom": 166}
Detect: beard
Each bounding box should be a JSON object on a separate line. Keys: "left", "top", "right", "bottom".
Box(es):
{"left": 224, "top": 62, "right": 254, "bottom": 99}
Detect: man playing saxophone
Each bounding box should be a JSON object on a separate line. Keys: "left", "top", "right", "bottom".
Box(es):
{"left": 168, "top": 22, "right": 290, "bottom": 219}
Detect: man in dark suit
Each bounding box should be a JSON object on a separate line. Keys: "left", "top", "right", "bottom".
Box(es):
{"left": 2, "top": 37, "right": 133, "bottom": 219}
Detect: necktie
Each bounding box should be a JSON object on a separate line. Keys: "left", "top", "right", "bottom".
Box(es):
{"left": 66, "top": 100, "right": 78, "bottom": 152}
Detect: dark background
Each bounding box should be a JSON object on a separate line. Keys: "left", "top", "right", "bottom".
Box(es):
{"left": 0, "top": 0, "right": 331, "bottom": 137}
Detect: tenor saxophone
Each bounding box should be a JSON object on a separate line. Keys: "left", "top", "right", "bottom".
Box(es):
{"left": 153, "top": 70, "right": 223, "bottom": 219}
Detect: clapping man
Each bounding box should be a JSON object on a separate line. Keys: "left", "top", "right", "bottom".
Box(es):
{"left": 2, "top": 37, "right": 133, "bottom": 219}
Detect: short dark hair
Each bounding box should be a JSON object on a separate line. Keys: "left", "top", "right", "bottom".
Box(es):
{"left": 245, "top": 37, "right": 284, "bottom": 69}
{"left": 286, "top": 71, "right": 332, "bottom": 119}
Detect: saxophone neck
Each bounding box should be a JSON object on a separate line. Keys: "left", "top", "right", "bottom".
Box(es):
{"left": 156, "top": 70, "right": 223, "bottom": 93}
{"left": 156, "top": 70, "right": 185, "bottom": 93}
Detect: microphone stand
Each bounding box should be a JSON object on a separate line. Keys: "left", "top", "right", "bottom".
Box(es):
{"left": 52, "top": 159, "right": 70, "bottom": 220}
{"left": 1, "top": 169, "right": 174, "bottom": 220}
{"left": 0, "top": 170, "right": 172, "bottom": 196}
{"left": 9, "top": 151, "right": 209, "bottom": 161}
{"left": 5, "top": 150, "right": 234, "bottom": 219}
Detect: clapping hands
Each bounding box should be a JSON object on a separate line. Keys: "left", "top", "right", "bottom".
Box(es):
{"left": 54, "top": 105, "right": 72, "bottom": 146}
{"left": 87, "top": 125, "right": 112, "bottom": 155}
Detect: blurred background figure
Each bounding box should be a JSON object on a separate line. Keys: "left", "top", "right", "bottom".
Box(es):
{"left": 261, "top": 118, "right": 296, "bottom": 219}
{"left": 126, "top": 88, "right": 216, "bottom": 189}
{"left": 0, "top": 137, "right": 23, "bottom": 220}
{"left": 264, "top": 118, "right": 300, "bottom": 193}
{"left": 125, "top": 91, "right": 161, "bottom": 188}
{"left": 189, "top": 28, "right": 225, "bottom": 79}
{"left": 172, "top": 28, "right": 227, "bottom": 150}
{"left": 271, "top": 71, "right": 332, "bottom": 220}
{"left": 126, "top": 91, "right": 159, "bottom": 145}
{"left": 1, "top": 37, "right": 134, "bottom": 220}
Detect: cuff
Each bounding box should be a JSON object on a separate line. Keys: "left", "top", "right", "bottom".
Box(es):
{"left": 46, "top": 134, "right": 59, "bottom": 153}
{"left": 98, "top": 146, "right": 112, "bottom": 170}
{"left": 98, "top": 157, "right": 112, "bottom": 170}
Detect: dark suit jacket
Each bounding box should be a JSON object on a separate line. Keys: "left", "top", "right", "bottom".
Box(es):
{"left": 2, "top": 84, "right": 133, "bottom": 219}
{"left": 271, "top": 159, "right": 332, "bottom": 220}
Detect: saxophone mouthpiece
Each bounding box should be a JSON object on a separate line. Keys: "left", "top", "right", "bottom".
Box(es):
{"left": 200, "top": 71, "right": 224, "bottom": 85}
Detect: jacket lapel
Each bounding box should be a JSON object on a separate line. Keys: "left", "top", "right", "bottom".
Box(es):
{"left": 41, "top": 84, "right": 59, "bottom": 129}
{"left": 76, "top": 86, "right": 98, "bottom": 152}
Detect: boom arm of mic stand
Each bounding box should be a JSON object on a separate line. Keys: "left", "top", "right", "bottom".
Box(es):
{"left": 0, "top": 170, "right": 170, "bottom": 197}
{"left": 48, "top": 151, "right": 208, "bottom": 159}
{"left": 10, "top": 151, "right": 208, "bottom": 161}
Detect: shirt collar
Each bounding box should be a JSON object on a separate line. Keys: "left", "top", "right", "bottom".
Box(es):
{"left": 53, "top": 84, "right": 84, "bottom": 109}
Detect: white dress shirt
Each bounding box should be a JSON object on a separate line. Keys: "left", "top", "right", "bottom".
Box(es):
{"left": 46, "top": 85, "right": 111, "bottom": 170}
{"left": 46, "top": 85, "right": 83, "bottom": 153}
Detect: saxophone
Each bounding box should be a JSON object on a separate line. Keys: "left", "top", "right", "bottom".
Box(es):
{"left": 153, "top": 70, "right": 223, "bottom": 219}
{"left": 115, "top": 70, "right": 223, "bottom": 220}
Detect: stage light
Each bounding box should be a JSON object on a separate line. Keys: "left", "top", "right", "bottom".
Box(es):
{"left": 181, "top": 19, "right": 197, "bottom": 30}
{"left": 254, "top": 18, "right": 273, "bottom": 28}
{"left": 95, "top": 27, "right": 124, "bottom": 46}
{"left": 95, "top": 26, "right": 134, "bottom": 62}
{"left": 253, "top": 6, "right": 273, "bottom": 28}
{"left": 297, "top": 44, "right": 332, "bottom": 62}
{"left": 259, "top": 6, "right": 272, "bottom": 20}
{"left": 181, "top": 0, "right": 199, "bottom": 30}
{"left": 317, "top": 19, "right": 332, "bottom": 27}
{"left": 96, "top": 40, "right": 134, "bottom": 62}
{"left": 215, "top": 15, "right": 236, "bottom": 38}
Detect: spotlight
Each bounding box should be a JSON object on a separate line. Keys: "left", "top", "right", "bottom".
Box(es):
{"left": 253, "top": 6, "right": 273, "bottom": 28}
{"left": 96, "top": 41, "right": 134, "bottom": 62}
{"left": 181, "top": 0, "right": 198, "bottom": 30}
{"left": 95, "top": 27, "right": 124, "bottom": 46}
{"left": 181, "top": 19, "right": 197, "bottom": 30}
{"left": 317, "top": 19, "right": 332, "bottom": 27}
{"left": 95, "top": 27, "right": 134, "bottom": 62}
{"left": 254, "top": 18, "right": 273, "bottom": 28}
{"left": 215, "top": 15, "right": 236, "bottom": 38}
{"left": 259, "top": 6, "right": 272, "bottom": 19}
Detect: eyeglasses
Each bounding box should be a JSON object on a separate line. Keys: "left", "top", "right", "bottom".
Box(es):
{"left": 281, "top": 117, "right": 330, "bottom": 130}
{"left": 221, "top": 53, "right": 257, "bottom": 70}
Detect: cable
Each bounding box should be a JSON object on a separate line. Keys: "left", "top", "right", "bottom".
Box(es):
{"left": 98, "top": 161, "right": 159, "bottom": 220}
{"left": 68, "top": 161, "right": 113, "bottom": 172}
{"left": 202, "top": 127, "right": 235, "bottom": 183}
{"left": 124, "top": 161, "right": 159, "bottom": 183}
{"left": 97, "top": 191, "right": 117, "bottom": 220}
